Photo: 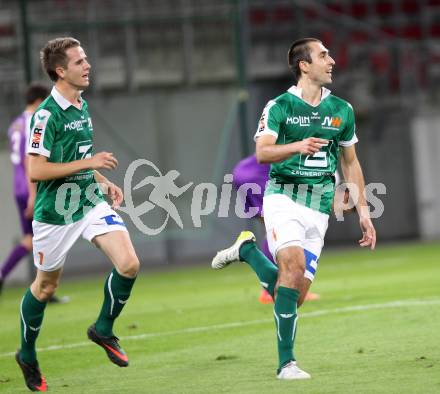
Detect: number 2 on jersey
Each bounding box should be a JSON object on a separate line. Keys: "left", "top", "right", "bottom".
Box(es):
{"left": 301, "top": 141, "right": 333, "bottom": 171}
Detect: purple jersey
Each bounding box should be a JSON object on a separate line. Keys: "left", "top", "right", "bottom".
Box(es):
{"left": 232, "top": 154, "right": 270, "bottom": 216}
{"left": 8, "top": 111, "right": 32, "bottom": 198}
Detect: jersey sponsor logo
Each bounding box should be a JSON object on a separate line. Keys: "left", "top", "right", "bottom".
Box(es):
{"left": 286, "top": 116, "right": 310, "bottom": 127}
{"left": 64, "top": 118, "right": 89, "bottom": 132}
{"left": 30, "top": 109, "right": 51, "bottom": 150}
{"left": 272, "top": 228, "right": 277, "bottom": 241}
{"left": 321, "top": 116, "right": 342, "bottom": 130}
{"left": 31, "top": 128, "right": 43, "bottom": 148}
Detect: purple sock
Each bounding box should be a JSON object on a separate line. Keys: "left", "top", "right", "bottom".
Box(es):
{"left": 0, "top": 244, "right": 29, "bottom": 280}
{"left": 261, "top": 237, "right": 275, "bottom": 264}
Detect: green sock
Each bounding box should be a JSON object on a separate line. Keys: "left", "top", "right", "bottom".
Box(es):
{"left": 239, "top": 242, "right": 278, "bottom": 297}
{"left": 19, "top": 288, "right": 47, "bottom": 364}
{"left": 274, "top": 286, "right": 300, "bottom": 370}
{"left": 95, "top": 268, "right": 136, "bottom": 337}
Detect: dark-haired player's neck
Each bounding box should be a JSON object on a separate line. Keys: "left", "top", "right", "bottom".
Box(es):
{"left": 296, "top": 78, "right": 324, "bottom": 106}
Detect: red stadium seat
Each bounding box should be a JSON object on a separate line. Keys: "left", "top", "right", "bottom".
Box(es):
{"left": 430, "top": 23, "right": 440, "bottom": 37}
{"left": 249, "top": 8, "right": 268, "bottom": 26}
{"left": 401, "top": 0, "right": 420, "bottom": 14}
{"left": 351, "top": 2, "right": 369, "bottom": 18}
{"left": 273, "top": 5, "right": 294, "bottom": 22}
{"left": 326, "top": 3, "right": 344, "bottom": 14}
{"left": 401, "top": 24, "right": 423, "bottom": 40}
{"left": 370, "top": 50, "right": 391, "bottom": 75}
{"left": 381, "top": 25, "right": 397, "bottom": 37}
{"left": 334, "top": 44, "right": 349, "bottom": 70}
{"left": 351, "top": 30, "right": 370, "bottom": 43}
{"left": 304, "top": 6, "right": 319, "bottom": 19}
{"left": 375, "top": 1, "right": 394, "bottom": 16}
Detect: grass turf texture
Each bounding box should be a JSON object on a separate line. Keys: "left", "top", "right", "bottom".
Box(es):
{"left": 0, "top": 242, "right": 439, "bottom": 393}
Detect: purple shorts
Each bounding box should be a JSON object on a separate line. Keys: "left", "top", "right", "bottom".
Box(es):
{"left": 232, "top": 154, "right": 270, "bottom": 217}
{"left": 15, "top": 195, "right": 33, "bottom": 235}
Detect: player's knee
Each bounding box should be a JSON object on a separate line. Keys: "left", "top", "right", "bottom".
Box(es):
{"left": 278, "top": 255, "right": 305, "bottom": 288}
{"left": 118, "top": 254, "right": 140, "bottom": 278}
{"left": 33, "top": 280, "right": 58, "bottom": 301}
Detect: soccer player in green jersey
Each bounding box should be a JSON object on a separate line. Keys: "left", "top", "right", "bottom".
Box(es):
{"left": 212, "top": 38, "right": 376, "bottom": 380}
{"left": 15, "top": 37, "right": 140, "bottom": 392}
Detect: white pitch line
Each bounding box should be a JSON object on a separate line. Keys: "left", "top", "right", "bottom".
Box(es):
{"left": 1, "top": 298, "right": 439, "bottom": 358}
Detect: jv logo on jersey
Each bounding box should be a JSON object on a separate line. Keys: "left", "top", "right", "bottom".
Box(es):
{"left": 286, "top": 116, "right": 310, "bottom": 127}
{"left": 321, "top": 116, "right": 342, "bottom": 130}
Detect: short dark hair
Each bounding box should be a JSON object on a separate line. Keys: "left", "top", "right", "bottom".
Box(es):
{"left": 40, "top": 37, "right": 81, "bottom": 81}
{"left": 25, "top": 82, "right": 49, "bottom": 104}
{"left": 287, "top": 38, "right": 322, "bottom": 83}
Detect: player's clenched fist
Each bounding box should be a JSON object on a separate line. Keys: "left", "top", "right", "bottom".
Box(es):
{"left": 89, "top": 151, "right": 118, "bottom": 170}
{"left": 293, "top": 137, "right": 329, "bottom": 155}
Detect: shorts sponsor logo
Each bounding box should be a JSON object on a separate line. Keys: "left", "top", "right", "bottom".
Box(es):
{"left": 101, "top": 214, "right": 125, "bottom": 226}
{"left": 38, "top": 252, "right": 44, "bottom": 265}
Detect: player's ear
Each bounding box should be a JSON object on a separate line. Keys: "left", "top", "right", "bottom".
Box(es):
{"left": 55, "top": 65, "right": 66, "bottom": 79}
{"left": 298, "top": 60, "right": 309, "bottom": 74}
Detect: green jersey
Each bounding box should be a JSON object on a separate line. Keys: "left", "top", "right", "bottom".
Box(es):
{"left": 28, "top": 87, "right": 104, "bottom": 225}
{"left": 255, "top": 85, "right": 358, "bottom": 215}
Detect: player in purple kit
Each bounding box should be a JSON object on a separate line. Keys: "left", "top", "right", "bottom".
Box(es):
{"left": 233, "top": 154, "right": 319, "bottom": 304}
{"left": 0, "top": 84, "right": 49, "bottom": 294}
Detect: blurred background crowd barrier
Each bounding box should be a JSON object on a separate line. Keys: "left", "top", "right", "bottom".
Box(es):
{"left": 1, "top": 0, "right": 439, "bottom": 281}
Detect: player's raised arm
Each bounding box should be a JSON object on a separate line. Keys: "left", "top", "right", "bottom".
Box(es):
{"left": 256, "top": 134, "right": 329, "bottom": 164}
{"left": 28, "top": 151, "right": 118, "bottom": 182}
{"left": 340, "top": 144, "right": 376, "bottom": 250}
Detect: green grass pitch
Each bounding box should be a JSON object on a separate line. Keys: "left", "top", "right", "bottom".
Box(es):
{"left": 1, "top": 242, "right": 439, "bottom": 393}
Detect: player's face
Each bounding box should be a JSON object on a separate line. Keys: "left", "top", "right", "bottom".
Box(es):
{"left": 306, "top": 42, "right": 335, "bottom": 86}
{"left": 59, "top": 46, "right": 91, "bottom": 89}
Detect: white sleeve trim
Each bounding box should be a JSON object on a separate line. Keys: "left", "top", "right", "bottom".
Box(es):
{"left": 28, "top": 146, "right": 51, "bottom": 157}
{"left": 254, "top": 100, "right": 280, "bottom": 141}
{"left": 254, "top": 129, "right": 278, "bottom": 141}
{"left": 339, "top": 133, "right": 358, "bottom": 147}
